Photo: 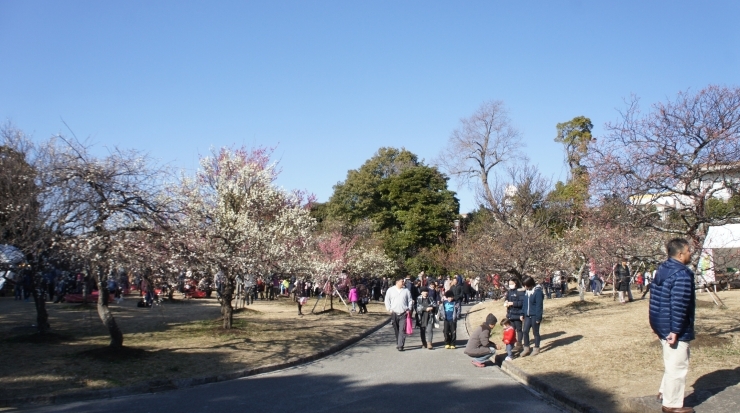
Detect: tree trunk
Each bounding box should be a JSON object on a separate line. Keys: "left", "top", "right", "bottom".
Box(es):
{"left": 221, "top": 276, "right": 234, "bottom": 329}
{"left": 96, "top": 272, "right": 123, "bottom": 348}
{"left": 30, "top": 273, "right": 50, "bottom": 334}
{"left": 612, "top": 270, "right": 616, "bottom": 301}
{"left": 82, "top": 279, "right": 88, "bottom": 304}
{"left": 577, "top": 262, "right": 587, "bottom": 302}
{"left": 323, "top": 280, "right": 335, "bottom": 311}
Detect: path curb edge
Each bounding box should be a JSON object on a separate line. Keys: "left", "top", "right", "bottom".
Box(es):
{"left": 500, "top": 359, "right": 602, "bottom": 413}
{"left": 466, "top": 301, "right": 602, "bottom": 413}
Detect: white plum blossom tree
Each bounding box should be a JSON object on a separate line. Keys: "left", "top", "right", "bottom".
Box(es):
{"left": 40, "top": 135, "right": 172, "bottom": 347}
{"left": 175, "top": 147, "right": 315, "bottom": 328}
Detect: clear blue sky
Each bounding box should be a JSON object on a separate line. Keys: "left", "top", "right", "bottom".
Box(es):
{"left": 2, "top": 1, "right": 739, "bottom": 212}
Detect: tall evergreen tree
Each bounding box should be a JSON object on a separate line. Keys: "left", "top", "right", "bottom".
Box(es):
{"left": 326, "top": 147, "right": 459, "bottom": 273}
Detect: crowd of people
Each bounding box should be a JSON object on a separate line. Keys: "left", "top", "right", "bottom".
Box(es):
{"left": 382, "top": 274, "right": 479, "bottom": 351}
{"left": 383, "top": 238, "right": 700, "bottom": 413}
{"left": 375, "top": 262, "right": 671, "bottom": 370}
{"left": 380, "top": 272, "right": 545, "bottom": 363}
{"left": 1, "top": 236, "right": 700, "bottom": 412}
{"left": 9, "top": 266, "right": 129, "bottom": 304}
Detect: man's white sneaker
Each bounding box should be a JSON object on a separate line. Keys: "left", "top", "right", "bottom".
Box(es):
{"left": 504, "top": 356, "right": 513, "bottom": 361}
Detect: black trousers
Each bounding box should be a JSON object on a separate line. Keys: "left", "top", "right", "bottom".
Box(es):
{"left": 510, "top": 318, "right": 523, "bottom": 345}
{"left": 443, "top": 320, "right": 457, "bottom": 345}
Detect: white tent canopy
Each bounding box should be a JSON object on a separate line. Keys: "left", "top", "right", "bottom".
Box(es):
{"left": 703, "top": 224, "right": 740, "bottom": 249}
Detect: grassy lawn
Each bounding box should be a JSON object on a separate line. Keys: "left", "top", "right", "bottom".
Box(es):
{"left": 467, "top": 287, "right": 740, "bottom": 413}
{"left": 0, "top": 294, "right": 387, "bottom": 402}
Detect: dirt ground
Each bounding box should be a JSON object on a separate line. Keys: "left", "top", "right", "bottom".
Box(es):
{"left": 467, "top": 287, "right": 740, "bottom": 413}
{"left": 0, "top": 294, "right": 387, "bottom": 402}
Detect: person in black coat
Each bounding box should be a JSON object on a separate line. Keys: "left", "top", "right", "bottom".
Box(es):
{"left": 427, "top": 281, "right": 439, "bottom": 303}
{"left": 450, "top": 277, "right": 465, "bottom": 321}
{"left": 416, "top": 287, "right": 438, "bottom": 349}
{"left": 463, "top": 280, "right": 474, "bottom": 304}
{"left": 504, "top": 277, "right": 525, "bottom": 351}
{"left": 615, "top": 259, "right": 633, "bottom": 303}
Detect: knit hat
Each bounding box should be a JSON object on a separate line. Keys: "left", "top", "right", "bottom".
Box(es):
{"left": 485, "top": 313, "right": 497, "bottom": 325}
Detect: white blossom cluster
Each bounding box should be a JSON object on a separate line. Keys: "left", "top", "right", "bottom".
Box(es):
{"left": 174, "top": 147, "right": 315, "bottom": 281}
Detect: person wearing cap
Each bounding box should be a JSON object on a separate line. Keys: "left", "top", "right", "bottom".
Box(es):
{"left": 464, "top": 313, "right": 499, "bottom": 367}
{"left": 416, "top": 286, "right": 438, "bottom": 349}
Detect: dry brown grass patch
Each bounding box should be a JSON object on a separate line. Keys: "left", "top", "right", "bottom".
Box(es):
{"left": 468, "top": 289, "right": 740, "bottom": 413}
{"left": 0, "top": 295, "right": 388, "bottom": 402}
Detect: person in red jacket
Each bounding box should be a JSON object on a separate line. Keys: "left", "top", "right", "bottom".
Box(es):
{"left": 501, "top": 318, "right": 516, "bottom": 361}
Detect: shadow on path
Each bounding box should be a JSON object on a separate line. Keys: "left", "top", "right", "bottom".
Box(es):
{"left": 24, "top": 372, "right": 565, "bottom": 413}
{"left": 686, "top": 367, "right": 740, "bottom": 409}
{"left": 21, "top": 321, "right": 571, "bottom": 413}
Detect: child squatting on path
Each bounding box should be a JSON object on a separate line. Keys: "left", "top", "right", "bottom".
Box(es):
{"left": 464, "top": 313, "right": 498, "bottom": 367}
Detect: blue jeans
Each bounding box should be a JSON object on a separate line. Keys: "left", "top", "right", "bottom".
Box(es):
{"left": 473, "top": 347, "right": 496, "bottom": 363}
{"left": 506, "top": 344, "right": 514, "bottom": 358}
{"left": 523, "top": 316, "right": 541, "bottom": 348}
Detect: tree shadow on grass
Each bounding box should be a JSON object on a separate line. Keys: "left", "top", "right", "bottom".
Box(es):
{"left": 0, "top": 308, "right": 387, "bottom": 404}
{"left": 466, "top": 307, "right": 485, "bottom": 316}
{"left": 312, "top": 308, "right": 349, "bottom": 316}
{"left": 553, "top": 300, "right": 605, "bottom": 317}
{"left": 3, "top": 332, "right": 76, "bottom": 344}
{"left": 540, "top": 334, "right": 583, "bottom": 352}
{"left": 78, "top": 346, "right": 147, "bottom": 362}
{"left": 2, "top": 327, "right": 371, "bottom": 403}
{"left": 539, "top": 331, "right": 566, "bottom": 341}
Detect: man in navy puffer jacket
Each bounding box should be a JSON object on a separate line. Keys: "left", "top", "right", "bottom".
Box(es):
{"left": 649, "top": 238, "right": 696, "bottom": 413}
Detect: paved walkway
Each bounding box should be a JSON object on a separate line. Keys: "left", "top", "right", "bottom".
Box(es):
{"left": 20, "top": 307, "right": 564, "bottom": 413}
{"left": 627, "top": 384, "right": 740, "bottom": 413}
